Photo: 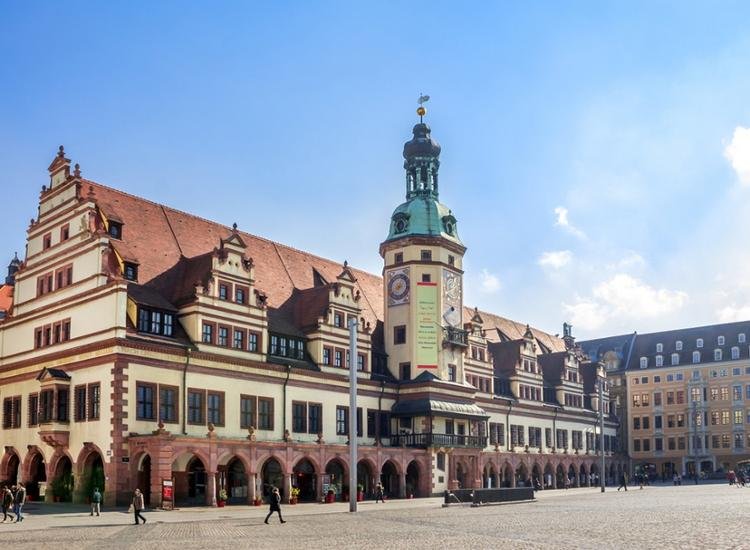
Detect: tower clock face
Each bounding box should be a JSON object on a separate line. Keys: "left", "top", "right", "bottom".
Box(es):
{"left": 387, "top": 268, "right": 410, "bottom": 306}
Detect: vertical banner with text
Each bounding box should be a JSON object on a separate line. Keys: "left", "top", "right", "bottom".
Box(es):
{"left": 416, "top": 282, "right": 439, "bottom": 369}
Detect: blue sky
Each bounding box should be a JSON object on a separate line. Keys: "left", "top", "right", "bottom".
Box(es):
{"left": 3, "top": 1, "right": 750, "bottom": 339}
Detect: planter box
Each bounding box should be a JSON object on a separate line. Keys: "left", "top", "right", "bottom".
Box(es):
{"left": 217, "top": 501, "right": 225, "bottom": 507}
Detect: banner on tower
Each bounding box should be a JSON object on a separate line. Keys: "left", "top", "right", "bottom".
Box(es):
{"left": 416, "top": 281, "right": 439, "bottom": 369}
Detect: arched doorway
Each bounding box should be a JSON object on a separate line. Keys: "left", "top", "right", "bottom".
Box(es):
{"left": 357, "top": 460, "right": 374, "bottom": 497}
{"left": 543, "top": 463, "right": 554, "bottom": 488}
{"left": 4, "top": 453, "right": 19, "bottom": 486}
{"left": 293, "top": 458, "right": 316, "bottom": 502}
{"left": 381, "top": 461, "right": 399, "bottom": 497}
{"left": 26, "top": 453, "right": 46, "bottom": 501}
{"left": 52, "top": 456, "right": 73, "bottom": 502}
{"left": 568, "top": 465, "right": 577, "bottom": 487}
{"left": 326, "top": 459, "right": 347, "bottom": 498}
{"left": 502, "top": 463, "right": 513, "bottom": 487}
{"left": 579, "top": 464, "right": 587, "bottom": 486}
{"left": 455, "top": 461, "right": 467, "bottom": 489}
{"left": 590, "top": 463, "right": 600, "bottom": 486}
{"left": 484, "top": 463, "right": 497, "bottom": 488}
{"left": 531, "top": 464, "right": 542, "bottom": 487}
{"left": 225, "top": 458, "right": 247, "bottom": 504}
{"left": 186, "top": 457, "right": 207, "bottom": 506}
{"left": 515, "top": 463, "right": 529, "bottom": 486}
{"left": 556, "top": 464, "right": 565, "bottom": 487}
{"left": 79, "top": 451, "right": 105, "bottom": 504}
{"left": 137, "top": 455, "right": 151, "bottom": 506}
{"left": 405, "top": 461, "right": 420, "bottom": 497}
{"left": 261, "top": 457, "right": 283, "bottom": 499}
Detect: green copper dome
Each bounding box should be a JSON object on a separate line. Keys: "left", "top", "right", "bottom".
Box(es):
{"left": 383, "top": 122, "right": 463, "bottom": 246}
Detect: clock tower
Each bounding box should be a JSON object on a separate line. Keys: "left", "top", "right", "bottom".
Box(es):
{"left": 380, "top": 106, "right": 468, "bottom": 382}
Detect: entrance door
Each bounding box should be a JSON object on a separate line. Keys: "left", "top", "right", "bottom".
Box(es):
{"left": 187, "top": 458, "right": 207, "bottom": 505}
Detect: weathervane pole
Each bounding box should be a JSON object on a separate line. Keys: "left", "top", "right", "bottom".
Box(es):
{"left": 417, "top": 93, "right": 430, "bottom": 122}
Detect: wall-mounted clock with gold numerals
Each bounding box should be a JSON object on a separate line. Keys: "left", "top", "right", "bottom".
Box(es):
{"left": 387, "top": 268, "right": 410, "bottom": 306}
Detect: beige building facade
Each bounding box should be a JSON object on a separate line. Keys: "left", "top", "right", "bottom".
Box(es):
{"left": 0, "top": 119, "right": 621, "bottom": 508}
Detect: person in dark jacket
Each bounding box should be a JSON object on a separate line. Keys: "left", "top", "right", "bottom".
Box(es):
{"left": 617, "top": 472, "right": 628, "bottom": 491}
{"left": 1, "top": 486, "right": 13, "bottom": 522}
{"left": 264, "top": 487, "right": 285, "bottom": 524}
{"left": 91, "top": 487, "right": 102, "bottom": 516}
{"left": 374, "top": 482, "right": 385, "bottom": 503}
{"left": 13, "top": 483, "right": 25, "bottom": 522}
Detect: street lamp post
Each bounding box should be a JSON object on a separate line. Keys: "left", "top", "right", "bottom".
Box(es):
{"left": 599, "top": 371, "right": 605, "bottom": 493}
{"left": 348, "top": 317, "right": 358, "bottom": 513}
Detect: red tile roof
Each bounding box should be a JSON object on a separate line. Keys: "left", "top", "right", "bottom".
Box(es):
{"left": 83, "top": 179, "right": 563, "bottom": 349}
{"left": 0, "top": 284, "right": 12, "bottom": 313}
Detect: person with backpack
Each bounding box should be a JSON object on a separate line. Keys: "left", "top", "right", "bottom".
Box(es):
{"left": 1, "top": 486, "right": 13, "bottom": 522}
{"left": 91, "top": 487, "right": 102, "bottom": 517}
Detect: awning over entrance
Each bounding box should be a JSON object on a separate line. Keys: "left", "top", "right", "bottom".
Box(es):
{"left": 391, "top": 399, "right": 489, "bottom": 420}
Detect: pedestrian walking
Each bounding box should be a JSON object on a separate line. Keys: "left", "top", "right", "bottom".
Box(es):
{"left": 264, "top": 487, "right": 285, "bottom": 524}
{"left": 374, "top": 482, "right": 385, "bottom": 503}
{"left": 91, "top": 487, "right": 102, "bottom": 516}
{"left": 617, "top": 472, "right": 628, "bottom": 491}
{"left": 132, "top": 488, "right": 146, "bottom": 525}
{"left": 1, "top": 486, "right": 13, "bottom": 522}
{"left": 13, "top": 483, "right": 25, "bottom": 522}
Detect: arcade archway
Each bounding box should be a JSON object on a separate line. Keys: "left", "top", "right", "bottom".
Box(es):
{"left": 293, "top": 458, "right": 317, "bottom": 502}
{"left": 405, "top": 460, "right": 420, "bottom": 497}
{"left": 381, "top": 460, "right": 399, "bottom": 497}
{"left": 261, "top": 457, "right": 283, "bottom": 499}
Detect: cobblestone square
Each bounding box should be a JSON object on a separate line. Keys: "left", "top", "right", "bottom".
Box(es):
{"left": 0, "top": 483, "right": 745, "bottom": 549}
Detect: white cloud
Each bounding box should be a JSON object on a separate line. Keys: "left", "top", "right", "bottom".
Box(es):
{"left": 717, "top": 304, "right": 750, "bottom": 323}
{"left": 479, "top": 269, "right": 501, "bottom": 294}
{"left": 538, "top": 250, "right": 573, "bottom": 269}
{"left": 554, "top": 206, "right": 587, "bottom": 239}
{"left": 563, "top": 274, "right": 688, "bottom": 331}
{"left": 724, "top": 126, "right": 750, "bottom": 186}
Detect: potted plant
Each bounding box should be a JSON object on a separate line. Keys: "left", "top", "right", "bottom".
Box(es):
{"left": 325, "top": 488, "right": 335, "bottom": 503}
{"left": 290, "top": 487, "right": 300, "bottom": 505}
{"left": 217, "top": 488, "right": 227, "bottom": 507}
{"left": 253, "top": 496, "right": 263, "bottom": 506}
{"left": 356, "top": 484, "right": 364, "bottom": 502}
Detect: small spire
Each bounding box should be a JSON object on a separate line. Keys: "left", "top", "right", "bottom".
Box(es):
{"left": 73, "top": 163, "right": 81, "bottom": 178}
{"left": 57, "top": 145, "right": 65, "bottom": 158}
{"left": 232, "top": 222, "right": 238, "bottom": 232}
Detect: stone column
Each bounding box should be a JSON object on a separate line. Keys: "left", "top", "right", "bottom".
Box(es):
{"left": 315, "top": 474, "right": 323, "bottom": 502}
{"left": 399, "top": 471, "right": 406, "bottom": 498}
{"left": 283, "top": 473, "right": 292, "bottom": 504}
{"left": 207, "top": 471, "right": 217, "bottom": 506}
{"left": 248, "top": 473, "right": 256, "bottom": 505}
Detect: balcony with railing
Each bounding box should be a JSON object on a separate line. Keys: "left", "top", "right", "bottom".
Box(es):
{"left": 443, "top": 326, "right": 469, "bottom": 348}
{"left": 389, "top": 432, "right": 487, "bottom": 448}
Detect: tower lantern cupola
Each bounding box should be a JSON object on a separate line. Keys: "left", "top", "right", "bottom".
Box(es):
{"left": 5, "top": 253, "right": 21, "bottom": 286}
{"left": 403, "top": 123, "right": 441, "bottom": 200}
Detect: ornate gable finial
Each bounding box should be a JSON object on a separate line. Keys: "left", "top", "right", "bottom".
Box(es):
{"left": 232, "top": 222, "right": 238, "bottom": 232}
{"left": 524, "top": 324, "right": 534, "bottom": 340}
{"left": 73, "top": 163, "right": 81, "bottom": 178}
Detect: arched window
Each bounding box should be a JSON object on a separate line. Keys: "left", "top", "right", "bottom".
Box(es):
{"left": 732, "top": 346, "right": 740, "bottom": 360}
{"left": 718, "top": 335, "right": 725, "bottom": 346}
{"left": 671, "top": 353, "right": 679, "bottom": 366}
{"left": 675, "top": 340, "right": 683, "bottom": 351}
{"left": 739, "top": 333, "right": 746, "bottom": 344}
{"left": 656, "top": 343, "right": 663, "bottom": 353}
{"left": 655, "top": 355, "right": 663, "bottom": 367}
{"left": 640, "top": 357, "right": 648, "bottom": 369}
{"left": 692, "top": 351, "right": 700, "bottom": 364}
{"left": 696, "top": 338, "right": 704, "bottom": 348}
{"left": 714, "top": 349, "right": 722, "bottom": 361}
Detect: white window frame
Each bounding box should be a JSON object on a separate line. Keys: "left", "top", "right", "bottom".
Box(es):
{"left": 692, "top": 351, "right": 700, "bottom": 364}
{"left": 697, "top": 338, "right": 704, "bottom": 348}
{"left": 656, "top": 343, "right": 663, "bottom": 353}
{"left": 718, "top": 336, "right": 725, "bottom": 346}
{"left": 671, "top": 353, "right": 679, "bottom": 366}
{"left": 676, "top": 340, "right": 683, "bottom": 351}
{"left": 655, "top": 355, "right": 664, "bottom": 367}
{"left": 715, "top": 349, "right": 722, "bottom": 361}
{"left": 640, "top": 357, "right": 648, "bottom": 369}
{"left": 732, "top": 346, "right": 740, "bottom": 360}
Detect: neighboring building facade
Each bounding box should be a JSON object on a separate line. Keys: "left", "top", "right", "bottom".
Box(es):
{"left": 0, "top": 115, "right": 620, "bottom": 508}
{"left": 582, "top": 321, "right": 750, "bottom": 479}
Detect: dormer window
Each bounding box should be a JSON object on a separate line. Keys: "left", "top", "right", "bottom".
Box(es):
{"left": 671, "top": 353, "right": 679, "bottom": 366}
{"left": 655, "top": 355, "right": 663, "bottom": 367}
{"left": 693, "top": 351, "right": 700, "bottom": 363}
{"left": 732, "top": 346, "right": 740, "bottom": 360}
{"left": 137, "top": 307, "right": 174, "bottom": 337}
{"left": 714, "top": 349, "right": 722, "bottom": 361}
{"left": 656, "top": 343, "right": 663, "bottom": 353}
{"left": 718, "top": 335, "right": 725, "bottom": 346}
{"left": 640, "top": 357, "right": 647, "bottom": 368}
{"left": 740, "top": 333, "right": 747, "bottom": 344}
{"left": 676, "top": 340, "right": 683, "bottom": 351}
{"left": 108, "top": 222, "right": 122, "bottom": 239}
{"left": 124, "top": 263, "right": 138, "bottom": 281}
{"left": 696, "top": 338, "right": 704, "bottom": 348}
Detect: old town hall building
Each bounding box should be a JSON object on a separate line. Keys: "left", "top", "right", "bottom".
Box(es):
{"left": 0, "top": 112, "right": 621, "bottom": 507}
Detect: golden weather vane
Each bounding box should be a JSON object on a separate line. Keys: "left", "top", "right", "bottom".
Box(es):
{"left": 417, "top": 93, "right": 430, "bottom": 122}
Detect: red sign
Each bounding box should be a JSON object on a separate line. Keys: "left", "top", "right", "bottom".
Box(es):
{"left": 162, "top": 483, "right": 173, "bottom": 501}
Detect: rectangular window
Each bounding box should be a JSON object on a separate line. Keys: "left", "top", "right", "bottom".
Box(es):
{"left": 308, "top": 403, "right": 322, "bottom": 434}
{"left": 188, "top": 389, "right": 204, "bottom": 424}
{"left": 655, "top": 415, "right": 662, "bottom": 429}
{"left": 60, "top": 224, "right": 70, "bottom": 241}
{"left": 233, "top": 329, "right": 245, "bottom": 349}
{"left": 666, "top": 392, "right": 675, "bottom": 405}
{"left": 394, "top": 325, "right": 406, "bottom": 345}
{"left": 240, "top": 395, "right": 256, "bottom": 429}
{"left": 292, "top": 402, "right": 307, "bottom": 433}
{"left": 336, "top": 406, "right": 348, "bottom": 435}
{"left": 323, "top": 347, "right": 331, "bottom": 366}
{"left": 202, "top": 323, "right": 214, "bottom": 344}
{"left": 219, "top": 283, "right": 229, "bottom": 300}
{"left": 159, "top": 385, "right": 178, "bottom": 424}
{"left": 235, "top": 287, "right": 246, "bottom": 304}
{"left": 357, "top": 353, "right": 366, "bottom": 372}
{"left": 333, "top": 312, "right": 343, "bottom": 328}
{"left": 258, "top": 397, "right": 274, "bottom": 430}
{"left": 136, "top": 383, "right": 155, "bottom": 421}
{"left": 42, "top": 232, "right": 52, "bottom": 250}
{"left": 334, "top": 350, "right": 343, "bottom": 368}
{"left": 400, "top": 362, "right": 411, "bottom": 380}
{"left": 57, "top": 388, "right": 69, "bottom": 422}
{"left": 218, "top": 326, "right": 229, "bottom": 347}
{"left": 633, "top": 440, "right": 641, "bottom": 452}
{"left": 448, "top": 364, "right": 456, "bottom": 382}
{"left": 420, "top": 249, "right": 432, "bottom": 261}
{"left": 654, "top": 392, "right": 662, "bottom": 406}
{"left": 248, "top": 332, "right": 259, "bottom": 352}
{"left": 207, "top": 392, "right": 224, "bottom": 426}
{"left": 39, "top": 390, "right": 53, "bottom": 423}
{"left": 28, "top": 394, "right": 38, "bottom": 427}
{"left": 74, "top": 385, "right": 87, "bottom": 422}
{"left": 87, "top": 383, "right": 100, "bottom": 421}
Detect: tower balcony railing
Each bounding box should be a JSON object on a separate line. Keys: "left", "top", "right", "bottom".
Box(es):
{"left": 389, "top": 432, "right": 487, "bottom": 449}
{"left": 443, "top": 326, "right": 469, "bottom": 347}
